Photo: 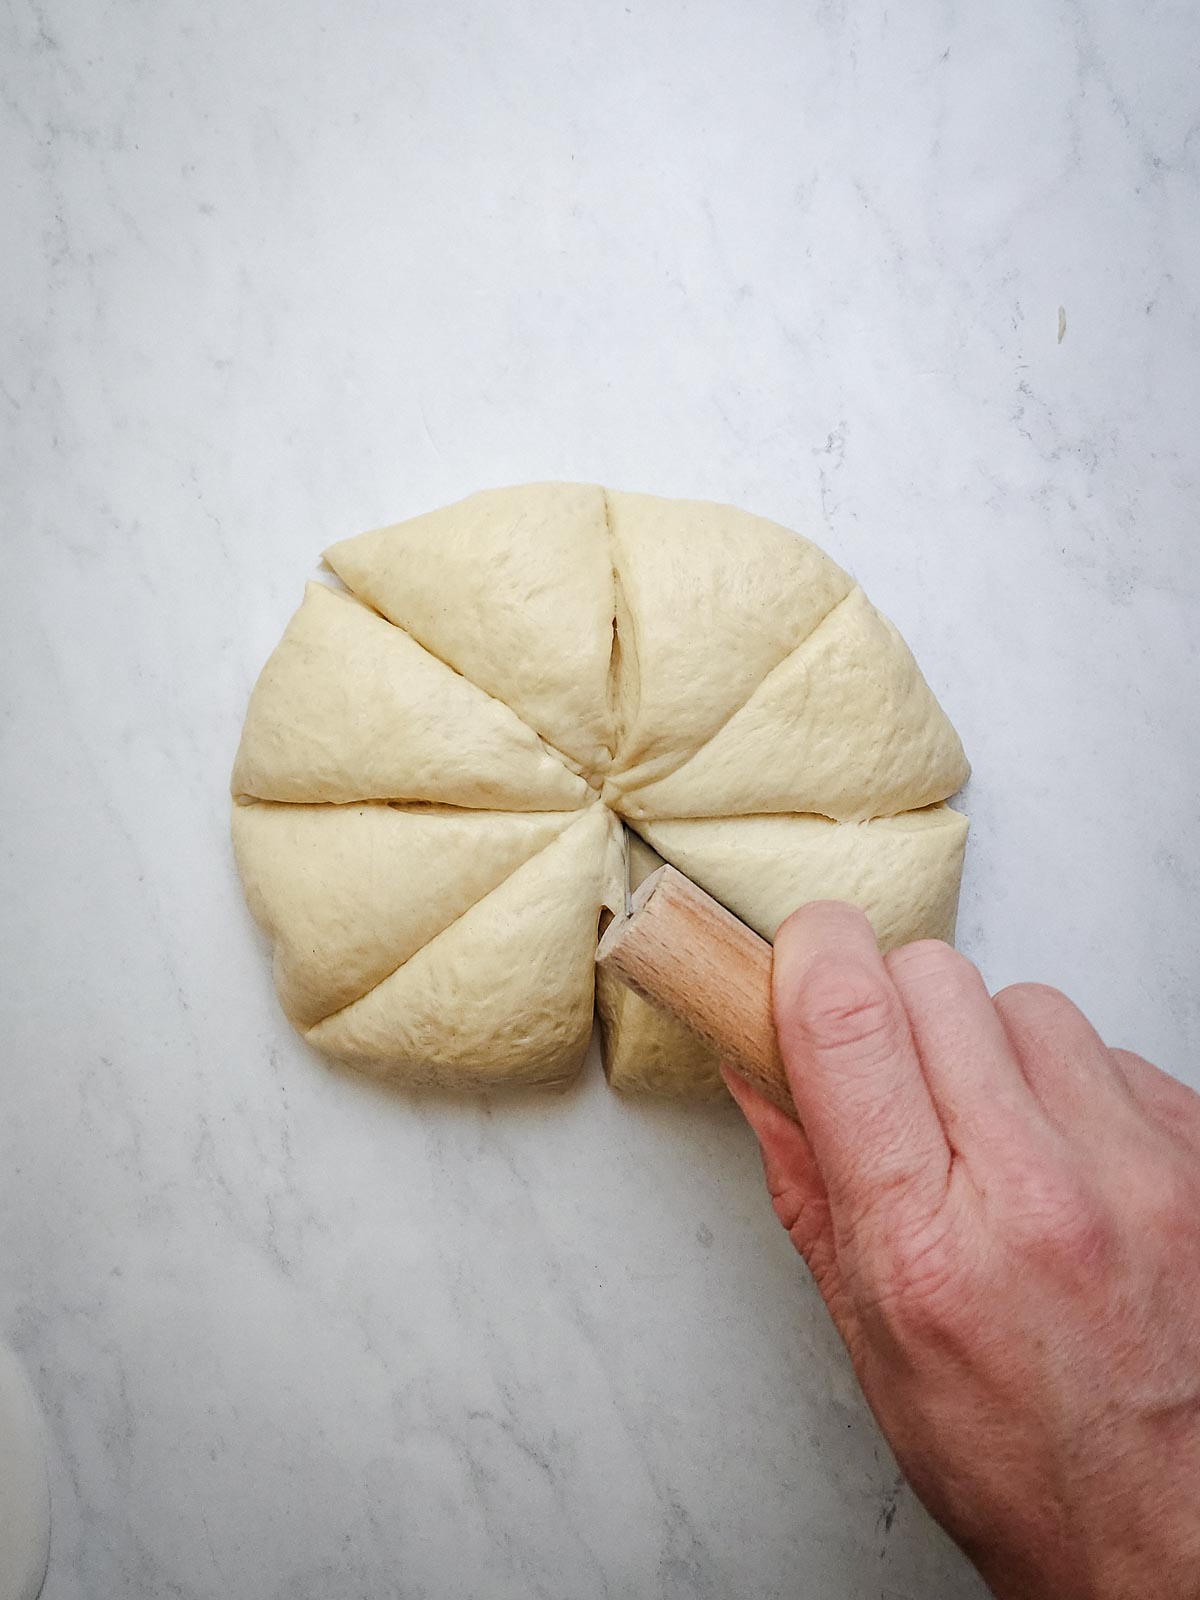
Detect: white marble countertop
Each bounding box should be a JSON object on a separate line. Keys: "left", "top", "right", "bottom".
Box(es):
{"left": 2, "top": 2, "right": 1198, "bottom": 1596}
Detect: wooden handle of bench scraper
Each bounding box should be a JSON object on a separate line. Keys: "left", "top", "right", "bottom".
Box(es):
{"left": 595, "top": 864, "right": 796, "bottom": 1119}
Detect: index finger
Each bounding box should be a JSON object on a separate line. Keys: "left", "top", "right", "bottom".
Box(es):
{"left": 773, "top": 902, "right": 951, "bottom": 1232}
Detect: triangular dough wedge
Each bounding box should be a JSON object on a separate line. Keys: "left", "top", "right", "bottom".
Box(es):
{"left": 618, "top": 587, "right": 969, "bottom": 820}
{"left": 307, "top": 806, "right": 621, "bottom": 1085}
{"left": 233, "top": 803, "right": 575, "bottom": 1028}
{"left": 638, "top": 806, "right": 969, "bottom": 949}
{"left": 326, "top": 484, "right": 615, "bottom": 775}
{"left": 231, "top": 582, "right": 587, "bottom": 809}
{"left": 597, "top": 834, "right": 723, "bottom": 1098}
{"left": 598, "top": 982, "right": 725, "bottom": 1101}
{"left": 605, "top": 491, "right": 851, "bottom": 790}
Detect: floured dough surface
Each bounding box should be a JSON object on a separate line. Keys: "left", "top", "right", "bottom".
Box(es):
{"left": 233, "top": 484, "right": 969, "bottom": 1093}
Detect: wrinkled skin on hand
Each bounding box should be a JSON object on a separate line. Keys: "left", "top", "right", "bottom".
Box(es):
{"left": 726, "top": 902, "right": 1200, "bottom": 1600}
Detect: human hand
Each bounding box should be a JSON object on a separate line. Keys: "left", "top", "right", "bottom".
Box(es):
{"left": 725, "top": 902, "right": 1200, "bottom": 1600}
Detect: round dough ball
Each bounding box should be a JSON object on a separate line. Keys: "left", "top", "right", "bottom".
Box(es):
{"left": 232, "top": 484, "right": 969, "bottom": 1094}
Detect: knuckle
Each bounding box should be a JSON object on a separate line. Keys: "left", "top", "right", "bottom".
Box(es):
{"left": 1003, "top": 1165, "right": 1112, "bottom": 1267}
{"left": 1110, "top": 1046, "right": 1151, "bottom": 1073}
{"left": 1132, "top": 1161, "right": 1196, "bottom": 1239}
{"left": 1114, "top": 1049, "right": 1200, "bottom": 1132}
{"left": 795, "top": 954, "right": 898, "bottom": 1056}
{"left": 886, "top": 939, "right": 975, "bottom": 992}
{"left": 993, "top": 981, "right": 1074, "bottom": 1023}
